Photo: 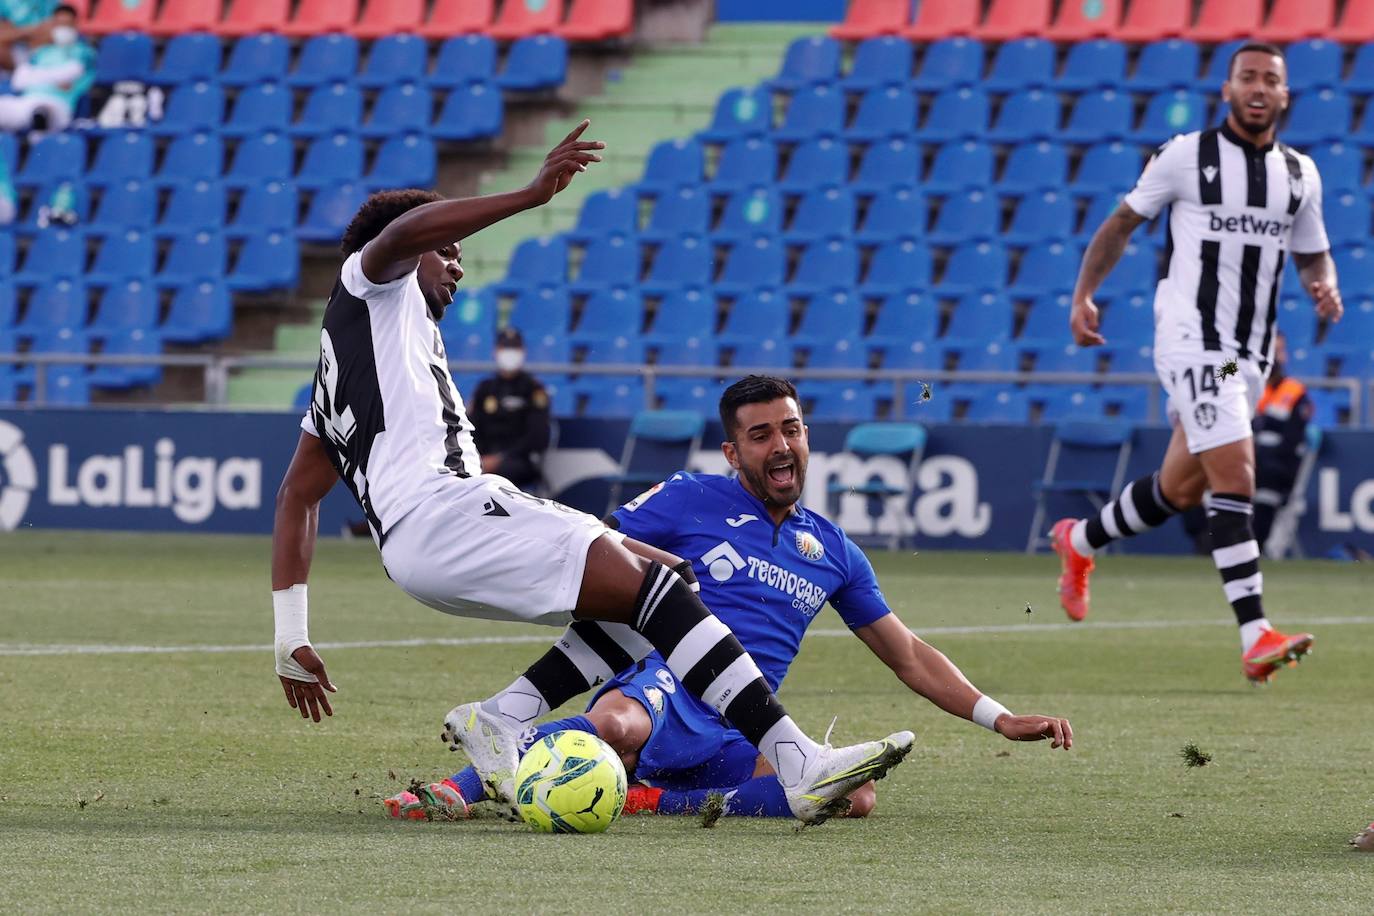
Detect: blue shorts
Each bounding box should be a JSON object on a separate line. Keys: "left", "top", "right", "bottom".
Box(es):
{"left": 588, "top": 657, "right": 759, "bottom": 790}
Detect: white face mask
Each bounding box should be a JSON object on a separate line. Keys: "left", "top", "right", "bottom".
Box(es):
{"left": 50, "top": 26, "right": 78, "bottom": 46}
{"left": 495, "top": 349, "right": 525, "bottom": 373}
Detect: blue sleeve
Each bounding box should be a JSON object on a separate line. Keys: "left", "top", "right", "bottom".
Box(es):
{"left": 609, "top": 471, "right": 695, "bottom": 547}
{"left": 829, "top": 537, "right": 893, "bottom": 630}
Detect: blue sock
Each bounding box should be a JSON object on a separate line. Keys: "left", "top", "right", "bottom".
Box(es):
{"left": 449, "top": 715, "right": 600, "bottom": 804}
{"left": 657, "top": 775, "right": 790, "bottom": 817}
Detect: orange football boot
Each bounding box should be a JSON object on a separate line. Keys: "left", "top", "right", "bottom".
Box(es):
{"left": 1242, "top": 628, "right": 1314, "bottom": 684}
{"left": 383, "top": 780, "right": 469, "bottom": 819}
{"left": 1050, "top": 518, "right": 1095, "bottom": 622}
{"left": 621, "top": 784, "right": 663, "bottom": 815}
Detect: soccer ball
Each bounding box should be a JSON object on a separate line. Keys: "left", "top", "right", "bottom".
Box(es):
{"left": 514, "top": 729, "right": 627, "bottom": 834}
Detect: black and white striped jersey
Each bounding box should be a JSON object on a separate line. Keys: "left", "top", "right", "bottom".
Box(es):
{"left": 303, "top": 252, "right": 478, "bottom": 543}
{"left": 1122, "top": 122, "right": 1329, "bottom": 370}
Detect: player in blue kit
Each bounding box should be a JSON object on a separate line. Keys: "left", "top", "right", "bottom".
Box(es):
{"left": 389, "top": 376, "right": 1072, "bottom": 821}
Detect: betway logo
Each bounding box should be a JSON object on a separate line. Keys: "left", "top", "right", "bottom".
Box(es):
{"left": 47, "top": 438, "right": 262, "bottom": 524}
{"left": 1208, "top": 212, "right": 1291, "bottom": 237}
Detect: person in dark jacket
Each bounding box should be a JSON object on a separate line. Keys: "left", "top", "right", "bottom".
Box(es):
{"left": 1251, "top": 332, "right": 1314, "bottom": 547}
{"left": 471, "top": 327, "right": 551, "bottom": 491}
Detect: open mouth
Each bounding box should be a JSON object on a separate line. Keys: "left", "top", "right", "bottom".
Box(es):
{"left": 766, "top": 460, "right": 795, "bottom": 488}
{"left": 441, "top": 282, "right": 458, "bottom": 302}
{"left": 1245, "top": 99, "right": 1268, "bottom": 114}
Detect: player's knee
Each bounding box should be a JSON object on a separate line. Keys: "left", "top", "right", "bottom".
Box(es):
{"left": 845, "top": 782, "right": 876, "bottom": 818}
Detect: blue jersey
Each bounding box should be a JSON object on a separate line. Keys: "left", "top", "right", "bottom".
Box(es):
{"left": 610, "top": 472, "right": 891, "bottom": 692}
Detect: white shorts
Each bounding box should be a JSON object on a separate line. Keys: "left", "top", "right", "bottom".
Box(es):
{"left": 380, "top": 474, "right": 623, "bottom": 628}
{"left": 1156, "top": 349, "right": 1265, "bottom": 455}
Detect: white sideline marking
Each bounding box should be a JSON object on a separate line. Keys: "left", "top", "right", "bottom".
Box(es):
{"left": 2, "top": 616, "right": 1373, "bottom": 658}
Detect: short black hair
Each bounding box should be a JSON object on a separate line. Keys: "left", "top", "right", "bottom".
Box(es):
{"left": 339, "top": 188, "right": 443, "bottom": 255}
{"left": 718, "top": 375, "right": 800, "bottom": 440}
{"left": 1228, "top": 42, "right": 1286, "bottom": 79}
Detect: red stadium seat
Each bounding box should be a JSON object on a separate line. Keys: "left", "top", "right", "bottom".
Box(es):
{"left": 1256, "top": 0, "right": 1334, "bottom": 42}
{"left": 152, "top": 0, "right": 223, "bottom": 37}
{"left": 218, "top": 0, "right": 290, "bottom": 36}
{"left": 281, "top": 0, "right": 358, "bottom": 36}
{"left": 83, "top": 0, "right": 156, "bottom": 36}
{"left": 976, "top": 0, "right": 1050, "bottom": 41}
{"left": 1335, "top": 0, "right": 1374, "bottom": 42}
{"left": 1047, "top": 0, "right": 1121, "bottom": 41}
{"left": 1116, "top": 0, "right": 1190, "bottom": 42}
{"left": 901, "top": 0, "right": 978, "bottom": 40}
{"left": 830, "top": 0, "right": 910, "bottom": 40}
{"left": 558, "top": 0, "right": 633, "bottom": 41}
{"left": 352, "top": 0, "right": 425, "bottom": 38}
{"left": 419, "top": 0, "right": 494, "bottom": 38}
{"left": 489, "top": 0, "right": 565, "bottom": 39}
{"left": 1187, "top": 0, "right": 1263, "bottom": 43}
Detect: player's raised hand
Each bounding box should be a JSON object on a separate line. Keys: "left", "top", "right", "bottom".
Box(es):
{"left": 1070, "top": 297, "right": 1106, "bottom": 347}
{"left": 1310, "top": 280, "right": 1343, "bottom": 323}
{"left": 995, "top": 713, "right": 1074, "bottom": 749}
{"left": 527, "top": 119, "right": 604, "bottom": 205}
{"left": 278, "top": 645, "right": 337, "bottom": 723}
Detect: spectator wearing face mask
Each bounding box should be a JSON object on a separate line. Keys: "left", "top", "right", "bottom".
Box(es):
{"left": 0, "top": 4, "right": 93, "bottom": 133}
{"left": 470, "top": 327, "right": 552, "bottom": 492}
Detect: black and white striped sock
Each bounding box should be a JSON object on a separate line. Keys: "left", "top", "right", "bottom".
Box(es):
{"left": 1206, "top": 492, "right": 1269, "bottom": 644}
{"left": 1071, "top": 472, "right": 1180, "bottom": 556}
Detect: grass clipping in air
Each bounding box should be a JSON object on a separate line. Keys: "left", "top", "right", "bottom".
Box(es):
{"left": 1179, "top": 743, "right": 1213, "bottom": 768}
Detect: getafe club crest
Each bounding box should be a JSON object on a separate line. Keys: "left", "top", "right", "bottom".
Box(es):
{"left": 795, "top": 531, "right": 825, "bottom": 562}
{"left": 642, "top": 686, "right": 665, "bottom": 717}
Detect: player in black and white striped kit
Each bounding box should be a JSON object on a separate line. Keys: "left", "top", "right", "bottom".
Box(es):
{"left": 1052, "top": 43, "right": 1344, "bottom": 683}
{"left": 268, "top": 121, "right": 913, "bottom": 825}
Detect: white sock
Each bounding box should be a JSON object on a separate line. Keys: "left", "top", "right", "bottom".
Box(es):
{"left": 480, "top": 675, "right": 549, "bottom": 727}
{"left": 1239, "top": 618, "right": 1272, "bottom": 653}
{"left": 1070, "top": 519, "right": 1096, "bottom": 557}
{"left": 757, "top": 717, "right": 822, "bottom": 789}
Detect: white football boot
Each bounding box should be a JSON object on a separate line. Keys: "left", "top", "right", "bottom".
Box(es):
{"left": 784, "top": 729, "right": 916, "bottom": 826}
{"left": 441, "top": 702, "right": 524, "bottom": 819}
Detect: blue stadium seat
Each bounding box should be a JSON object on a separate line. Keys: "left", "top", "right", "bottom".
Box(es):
{"left": 1126, "top": 40, "right": 1200, "bottom": 92}
{"left": 794, "top": 287, "right": 862, "bottom": 345}
{"left": 1308, "top": 142, "right": 1363, "bottom": 194}
{"left": 642, "top": 234, "right": 713, "bottom": 294}
{"left": 156, "top": 130, "right": 223, "bottom": 188}
{"left": 1307, "top": 386, "right": 1352, "bottom": 427}
{"left": 768, "top": 35, "right": 841, "bottom": 92}
{"left": 572, "top": 285, "right": 643, "bottom": 341}
{"left": 1028, "top": 342, "right": 1099, "bottom": 374}
{"left": 984, "top": 37, "right": 1055, "bottom": 92}
{"left": 224, "top": 130, "right": 293, "bottom": 188}
{"left": 711, "top": 137, "right": 778, "bottom": 191}
{"left": 727, "top": 335, "right": 793, "bottom": 369}
{"left": 939, "top": 241, "right": 1008, "bottom": 296}
{"left": 713, "top": 187, "right": 783, "bottom": 242}
{"left": 1272, "top": 295, "right": 1317, "bottom": 348}
{"left": 949, "top": 340, "right": 1016, "bottom": 372}
{"left": 95, "top": 32, "right": 154, "bottom": 84}
{"left": 919, "top": 86, "right": 989, "bottom": 143}
{"left": 88, "top": 227, "right": 156, "bottom": 287}
{"left": 431, "top": 34, "right": 498, "bottom": 89}
{"left": 945, "top": 291, "right": 1014, "bottom": 342}
{"left": 15, "top": 132, "right": 85, "bottom": 189}
{"left": 998, "top": 140, "right": 1068, "bottom": 195}
{"left": 221, "top": 33, "right": 290, "bottom": 87}
{"left": 639, "top": 137, "right": 705, "bottom": 195}
{"left": 580, "top": 335, "right": 645, "bottom": 366}
{"left": 1098, "top": 242, "right": 1159, "bottom": 298}
{"left": 860, "top": 237, "right": 931, "bottom": 296}
{"left": 1073, "top": 141, "right": 1142, "bottom": 196}
{"left": 1099, "top": 386, "right": 1150, "bottom": 422}
{"left": 1018, "top": 291, "right": 1073, "bottom": 344}
{"left": 719, "top": 287, "right": 788, "bottom": 342}
{"left": 292, "top": 82, "right": 364, "bottom": 138}
{"left": 296, "top": 182, "right": 368, "bottom": 244}
{"left": 0, "top": 230, "right": 12, "bottom": 279}
{"left": 715, "top": 235, "right": 785, "bottom": 296}
{"left": 789, "top": 186, "right": 856, "bottom": 243}
{"left": 1324, "top": 190, "right": 1371, "bottom": 248}
{"left": 1035, "top": 387, "right": 1105, "bottom": 421}
{"left": 43, "top": 367, "right": 92, "bottom": 406}
{"left": 152, "top": 33, "right": 221, "bottom": 86}
{"left": 296, "top": 133, "right": 364, "bottom": 191}
{"left": 1348, "top": 43, "right": 1374, "bottom": 96}
{"left": 867, "top": 290, "right": 939, "bottom": 365}
{"left": 365, "top": 133, "right": 437, "bottom": 191}
{"left": 1335, "top": 244, "right": 1374, "bottom": 297}
{"left": 1057, "top": 39, "right": 1127, "bottom": 92}
{"left": 570, "top": 233, "right": 639, "bottom": 293}
{"left": 923, "top": 139, "right": 993, "bottom": 194}
{"left": 90, "top": 327, "right": 161, "bottom": 390}
{"left": 699, "top": 87, "right": 772, "bottom": 142}
{"left": 1197, "top": 40, "right": 1245, "bottom": 91}
{"left": 846, "top": 86, "right": 916, "bottom": 142}
{"left": 1010, "top": 241, "right": 1081, "bottom": 301}
{"left": 856, "top": 187, "right": 926, "bottom": 245}
{"left": 851, "top": 137, "right": 921, "bottom": 195}
{"left": 23, "top": 180, "right": 89, "bottom": 230}
{"left": 17, "top": 278, "right": 87, "bottom": 333}
{"left": 497, "top": 36, "right": 569, "bottom": 91}
{"left": 987, "top": 88, "right": 1059, "bottom": 143}
{"left": 642, "top": 186, "right": 710, "bottom": 243}
{"left": 1099, "top": 291, "right": 1155, "bottom": 343}
{"left": 774, "top": 84, "right": 846, "bottom": 142}
{"left": 495, "top": 235, "right": 569, "bottom": 296}
{"left": 576, "top": 376, "right": 645, "bottom": 418}
{"left": 149, "top": 80, "right": 223, "bottom": 137}
{"left": 229, "top": 230, "right": 299, "bottom": 291}
{"left": 432, "top": 82, "right": 503, "bottom": 141}
{"left": 0, "top": 278, "right": 14, "bottom": 329}
{"left": 361, "top": 83, "right": 432, "bottom": 139}
{"left": 1062, "top": 90, "right": 1133, "bottom": 144}
{"left": 89, "top": 278, "right": 158, "bottom": 336}
{"left": 840, "top": 36, "right": 914, "bottom": 92}
{"left": 962, "top": 386, "right": 1031, "bottom": 423}
{"left": 157, "top": 230, "right": 227, "bottom": 289}
{"left": 790, "top": 237, "right": 860, "bottom": 297}
{"left": 439, "top": 288, "right": 497, "bottom": 361}
{"left": 509, "top": 285, "right": 572, "bottom": 338}
{"left": 358, "top": 34, "right": 427, "bottom": 88}
{"left": 1004, "top": 191, "right": 1075, "bottom": 246}
{"left": 162, "top": 279, "right": 232, "bottom": 344}
{"left": 656, "top": 377, "right": 720, "bottom": 412}
{"left": 779, "top": 137, "right": 850, "bottom": 193}
{"left": 911, "top": 37, "right": 983, "bottom": 92}
{"left": 221, "top": 81, "right": 291, "bottom": 137}
{"left": 288, "top": 33, "right": 360, "bottom": 88}
{"left": 1132, "top": 89, "right": 1208, "bottom": 144}
{"left": 15, "top": 227, "right": 86, "bottom": 288}
{"left": 1079, "top": 190, "right": 1128, "bottom": 238}
{"left": 799, "top": 380, "right": 879, "bottom": 421}
{"left": 1285, "top": 39, "right": 1343, "bottom": 93}
{"left": 88, "top": 131, "right": 154, "bottom": 187}
{"left": 927, "top": 188, "right": 997, "bottom": 244}
{"left": 1284, "top": 88, "right": 1351, "bottom": 146}
{"left": 569, "top": 188, "right": 638, "bottom": 243}
{"left": 645, "top": 285, "right": 715, "bottom": 345}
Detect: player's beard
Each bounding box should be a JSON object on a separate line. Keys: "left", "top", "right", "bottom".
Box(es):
{"left": 1229, "top": 95, "right": 1280, "bottom": 136}
{"left": 741, "top": 453, "right": 807, "bottom": 510}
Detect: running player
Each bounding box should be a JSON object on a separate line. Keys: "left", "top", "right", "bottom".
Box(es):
{"left": 269, "top": 122, "right": 913, "bottom": 826}
{"left": 396, "top": 376, "right": 1072, "bottom": 821}
{"left": 1053, "top": 43, "right": 1341, "bottom": 682}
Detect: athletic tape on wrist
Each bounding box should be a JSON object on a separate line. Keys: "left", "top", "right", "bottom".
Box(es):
{"left": 972, "top": 695, "right": 1011, "bottom": 732}
{"left": 273, "top": 584, "right": 315, "bottom": 682}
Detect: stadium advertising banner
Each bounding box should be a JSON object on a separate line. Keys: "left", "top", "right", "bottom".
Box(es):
{"left": 1, "top": 409, "right": 1372, "bottom": 557}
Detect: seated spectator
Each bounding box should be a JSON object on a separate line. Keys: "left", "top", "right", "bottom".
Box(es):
{"left": 0, "top": 0, "right": 58, "bottom": 45}
{"left": 0, "top": 4, "right": 92, "bottom": 133}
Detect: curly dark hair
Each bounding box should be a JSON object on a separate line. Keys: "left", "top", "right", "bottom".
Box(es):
{"left": 719, "top": 375, "right": 800, "bottom": 440}
{"left": 339, "top": 189, "right": 444, "bottom": 255}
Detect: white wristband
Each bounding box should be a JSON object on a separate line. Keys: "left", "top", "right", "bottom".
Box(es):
{"left": 972, "top": 695, "right": 1011, "bottom": 732}
{"left": 273, "top": 584, "right": 314, "bottom": 682}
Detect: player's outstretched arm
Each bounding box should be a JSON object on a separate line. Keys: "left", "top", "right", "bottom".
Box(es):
{"left": 1070, "top": 203, "right": 1148, "bottom": 347}
{"left": 1293, "top": 250, "right": 1343, "bottom": 323}
{"left": 271, "top": 431, "right": 340, "bottom": 722}
{"left": 360, "top": 120, "right": 604, "bottom": 283}
{"left": 854, "top": 614, "right": 1073, "bottom": 749}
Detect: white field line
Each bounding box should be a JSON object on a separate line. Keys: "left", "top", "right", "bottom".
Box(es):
{"left": 2, "top": 616, "right": 1373, "bottom": 657}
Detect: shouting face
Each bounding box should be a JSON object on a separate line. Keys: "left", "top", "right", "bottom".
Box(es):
{"left": 723, "top": 396, "right": 809, "bottom": 513}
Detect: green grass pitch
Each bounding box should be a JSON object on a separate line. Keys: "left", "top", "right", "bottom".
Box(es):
{"left": 2, "top": 531, "right": 1372, "bottom": 913}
